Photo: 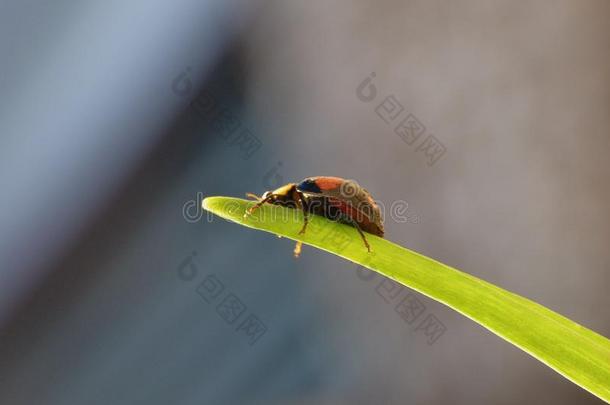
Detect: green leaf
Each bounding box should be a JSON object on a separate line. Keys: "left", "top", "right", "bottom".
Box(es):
{"left": 203, "top": 196, "right": 610, "bottom": 402}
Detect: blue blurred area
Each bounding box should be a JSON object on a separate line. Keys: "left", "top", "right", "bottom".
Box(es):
{"left": 0, "top": 67, "right": 340, "bottom": 403}
{"left": 0, "top": 6, "right": 347, "bottom": 401}
{"left": 0, "top": 0, "right": 251, "bottom": 325}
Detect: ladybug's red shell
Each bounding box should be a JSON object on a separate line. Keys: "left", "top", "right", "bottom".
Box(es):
{"left": 296, "top": 176, "right": 384, "bottom": 237}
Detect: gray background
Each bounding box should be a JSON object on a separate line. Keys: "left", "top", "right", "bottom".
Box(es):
{"left": 0, "top": 1, "right": 609, "bottom": 404}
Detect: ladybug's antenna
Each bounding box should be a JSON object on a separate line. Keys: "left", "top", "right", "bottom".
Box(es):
{"left": 245, "top": 193, "right": 261, "bottom": 200}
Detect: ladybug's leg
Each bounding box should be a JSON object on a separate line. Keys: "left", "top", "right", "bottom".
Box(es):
{"left": 354, "top": 225, "right": 371, "bottom": 253}
{"left": 293, "top": 241, "right": 303, "bottom": 258}
{"left": 244, "top": 194, "right": 274, "bottom": 216}
{"left": 332, "top": 209, "right": 371, "bottom": 253}
{"left": 296, "top": 192, "right": 309, "bottom": 235}
{"left": 298, "top": 214, "right": 309, "bottom": 235}
{"left": 294, "top": 192, "right": 308, "bottom": 258}
{"left": 344, "top": 218, "right": 371, "bottom": 253}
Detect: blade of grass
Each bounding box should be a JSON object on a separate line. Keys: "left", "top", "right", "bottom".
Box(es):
{"left": 203, "top": 196, "right": 610, "bottom": 403}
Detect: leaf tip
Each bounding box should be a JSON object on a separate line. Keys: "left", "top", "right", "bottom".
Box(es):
{"left": 201, "top": 196, "right": 222, "bottom": 214}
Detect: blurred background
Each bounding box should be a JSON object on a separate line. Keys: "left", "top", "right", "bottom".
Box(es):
{"left": 1, "top": 0, "right": 609, "bottom": 404}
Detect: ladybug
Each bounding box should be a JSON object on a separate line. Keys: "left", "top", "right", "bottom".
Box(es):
{"left": 245, "top": 177, "right": 384, "bottom": 257}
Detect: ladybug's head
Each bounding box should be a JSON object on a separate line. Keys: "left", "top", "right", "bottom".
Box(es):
{"left": 263, "top": 183, "right": 299, "bottom": 207}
